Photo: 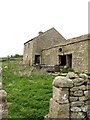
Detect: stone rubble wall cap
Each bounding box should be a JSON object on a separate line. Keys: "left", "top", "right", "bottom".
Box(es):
{"left": 66, "top": 72, "right": 76, "bottom": 79}
{"left": 79, "top": 73, "right": 88, "bottom": 79}
{"left": 53, "top": 76, "right": 73, "bottom": 88}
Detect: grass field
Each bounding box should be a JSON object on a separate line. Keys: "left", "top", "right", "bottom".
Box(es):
{"left": 2, "top": 58, "right": 55, "bottom": 119}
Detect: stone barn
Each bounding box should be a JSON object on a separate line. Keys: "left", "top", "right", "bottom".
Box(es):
{"left": 23, "top": 28, "right": 90, "bottom": 73}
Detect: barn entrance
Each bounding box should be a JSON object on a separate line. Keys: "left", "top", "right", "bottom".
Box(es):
{"left": 59, "top": 54, "right": 72, "bottom": 68}
{"left": 35, "top": 55, "right": 40, "bottom": 64}
{"left": 66, "top": 54, "right": 72, "bottom": 68}
{"left": 59, "top": 55, "right": 66, "bottom": 66}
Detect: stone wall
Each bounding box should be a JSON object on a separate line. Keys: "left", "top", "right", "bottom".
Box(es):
{"left": 42, "top": 39, "right": 88, "bottom": 73}
{"left": 0, "top": 68, "right": 8, "bottom": 119}
{"left": 23, "top": 40, "right": 34, "bottom": 65}
{"left": 45, "top": 72, "right": 90, "bottom": 119}
{"left": 23, "top": 28, "right": 66, "bottom": 65}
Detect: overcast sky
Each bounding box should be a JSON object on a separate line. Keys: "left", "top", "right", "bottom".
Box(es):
{"left": 0, "top": 0, "right": 89, "bottom": 57}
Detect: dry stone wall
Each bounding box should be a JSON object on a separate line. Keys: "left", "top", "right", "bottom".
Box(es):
{"left": 0, "top": 67, "right": 8, "bottom": 120}
{"left": 45, "top": 72, "right": 90, "bottom": 119}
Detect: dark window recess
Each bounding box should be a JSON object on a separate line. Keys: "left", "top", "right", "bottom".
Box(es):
{"left": 35, "top": 55, "right": 40, "bottom": 64}
{"left": 59, "top": 55, "right": 66, "bottom": 66}
{"left": 59, "top": 54, "right": 72, "bottom": 68}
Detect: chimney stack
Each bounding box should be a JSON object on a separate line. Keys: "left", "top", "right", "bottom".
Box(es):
{"left": 39, "top": 31, "right": 43, "bottom": 35}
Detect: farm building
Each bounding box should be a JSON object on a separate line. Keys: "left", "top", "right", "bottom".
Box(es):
{"left": 23, "top": 28, "right": 90, "bottom": 73}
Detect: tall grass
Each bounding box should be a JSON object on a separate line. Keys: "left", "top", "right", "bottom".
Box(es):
{"left": 2, "top": 59, "right": 55, "bottom": 119}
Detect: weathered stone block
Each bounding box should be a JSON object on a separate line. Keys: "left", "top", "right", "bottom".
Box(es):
{"left": 70, "top": 86, "right": 79, "bottom": 92}
{"left": 70, "top": 85, "right": 86, "bottom": 92}
{"left": 79, "top": 96, "right": 88, "bottom": 101}
{"left": 71, "top": 101, "right": 84, "bottom": 107}
{"left": 70, "top": 112, "right": 85, "bottom": 118}
{"left": 87, "top": 80, "right": 90, "bottom": 85}
{"left": 84, "top": 90, "right": 90, "bottom": 100}
{"left": 87, "top": 110, "right": 90, "bottom": 119}
{"left": 73, "top": 90, "right": 83, "bottom": 96}
{"left": 53, "top": 86, "right": 69, "bottom": 104}
{"left": 87, "top": 84, "right": 90, "bottom": 90}
{"left": 79, "top": 85, "right": 86, "bottom": 90}
{"left": 73, "top": 78, "right": 85, "bottom": 86}
{"left": 71, "top": 107, "right": 81, "bottom": 112}
{"left": 79, "top": 73, "right": 88, "bottom": 79}
{"left": 84, "top": 100, "right": 90, "bottom": 105}
{"left": 81, "top": 105, "right": 88, "bottom": 112}
{"left": 49, "top": 98, "right": 69, "bottom": 118}
{"left": 53, "top": 76, "right": 73, "bottom": 88}
{"left": 69, "top": 97, "right": 78, "bottom": 102}
{"left": 70, "top": 91, "right": 74, "bottom": 96}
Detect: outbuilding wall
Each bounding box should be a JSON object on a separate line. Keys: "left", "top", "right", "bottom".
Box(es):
{"left": 42, "top": 40, "right": 88, "bottom": 72}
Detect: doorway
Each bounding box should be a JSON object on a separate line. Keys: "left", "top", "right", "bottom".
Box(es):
{"left": 35, "top": 55, "right": 40, "bottom": 64}
{"left": 59, "top": 55, "right": 66, "bottom": 66}
{"left": 66, "top": 54, "right": 72, "bottom": 68}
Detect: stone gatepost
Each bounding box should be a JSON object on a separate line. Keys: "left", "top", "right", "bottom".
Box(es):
{"left": 45, "top": 72, "right": 90, "bottom": 120}
{"left": 47, "top": 76, "right": 73, "bottom": 119}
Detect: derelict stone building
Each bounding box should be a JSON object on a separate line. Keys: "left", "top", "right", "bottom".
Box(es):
{"left": 23, "top": 28, "right": 90, "bottom": 73}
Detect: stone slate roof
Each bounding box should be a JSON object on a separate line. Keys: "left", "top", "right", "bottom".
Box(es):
{"left": 24, "top": 27, "right": 66, "bottom": 45}
{"left": 24, "top": 28, "right": 90, "bottom": 51}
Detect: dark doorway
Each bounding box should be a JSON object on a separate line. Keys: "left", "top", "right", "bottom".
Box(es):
{"left": 66, "top": 54, "right": 72, "bottom": 68}
{"left": 59, "top": 55, "right": 66, "bottom": 66}
{"left": 35, "top": 55, "right": 40, "bottom": 64}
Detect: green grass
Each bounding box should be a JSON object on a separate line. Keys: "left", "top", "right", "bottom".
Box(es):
{"left": 2, "top": 59, "right": 55, "bottom": 119}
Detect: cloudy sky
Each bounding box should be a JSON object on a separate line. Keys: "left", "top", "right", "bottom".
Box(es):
{"left": 0, "top": 0, "right": 89, "bottom": 57}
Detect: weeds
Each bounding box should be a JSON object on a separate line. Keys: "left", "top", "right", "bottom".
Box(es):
{"left": 2, "top": 59, "right": 54, "bottom": 119}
